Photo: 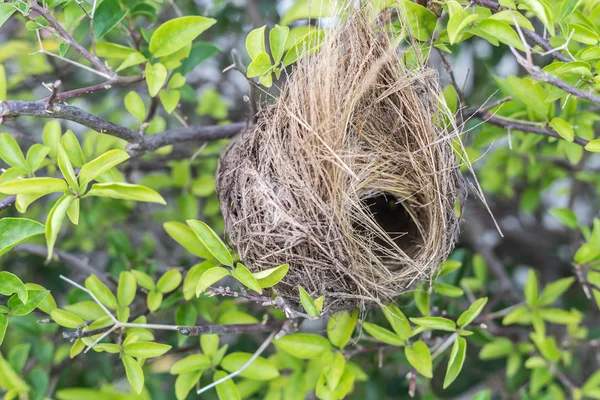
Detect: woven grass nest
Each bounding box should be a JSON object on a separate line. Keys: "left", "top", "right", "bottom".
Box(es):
{"left": 216, "top": 7, "right": 464, "bottom": 313}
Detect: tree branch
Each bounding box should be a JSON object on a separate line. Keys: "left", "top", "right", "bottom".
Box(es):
{"left": 472, "top": 0, "right": 571, "bottom": 62}
{"left": 0, "top": 196, "right": 16, "bottom": 212}
{"left": 45, "top": 75, "right": 144, "bottom": 102}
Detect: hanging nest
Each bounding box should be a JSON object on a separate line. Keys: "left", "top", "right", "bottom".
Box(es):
{"left": 216, "top": 6, "right": 464, "bottom": 313}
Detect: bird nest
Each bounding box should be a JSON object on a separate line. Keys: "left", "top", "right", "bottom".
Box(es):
{"left": 216, "top": 8, "right": 464, "bottom": 313}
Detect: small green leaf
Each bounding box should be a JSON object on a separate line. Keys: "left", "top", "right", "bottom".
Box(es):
{"left": 25, "top": 144, "right": 50, "bottom": 172}
{"left": 0, "top": 133, "right": 26, "bottom": 169}
{"left": 443, "top": 336, "right": 467, "bottom": 388}
{"left": 0, "top": 177, "right": 68, "bottom": 195}
{"left": 159, "top": 89, "right": 181, "bottom": 114}
{"left": 549, "top": 117, "right": 574, "bottom": 142}
{"left": 93, "top": 0, "right": 127, "bottom": 39}
{"left": 195, "top": 267, "right": 231, "bottom": 296}
{"left": 118, "top": 271, "right": 137, "bottom": 307}
{"left": 323, "top": 351, "right": 346, "bottom": 390}
{"left": 201, "top": 334, "right": 219, "bottom": 358}
{"left": 362, "top": 322, "right": 404, "bottom": 346}
{"left": 525, "top": 269, "right": 539, "bottom": 306}
{"left": 51, "top": 309, "right": 85, "bottom": 328}
{"left": 85, "top": 182, "right": 166, "bottom": 204}
{"left": 187, "top": 220, "right": 233, "bottom": 266}
{"left": 168, "top": 73, "right": 186, "bottom": 90}
{"left": 60, "top": 131, "right": 85, "bottom": 167}
{"left": 8, "top": 289, "right": 49, "bottom": 316}
{"left": 149, "top": 16, "right": 216, "bottom": 58}
{"left": 327, "top": 310, "right": 358, "bottom": 349}
{"left": 549, "top": 208, "right": 578, "bottom": 228}
{"left": 538, "top": 277, "right": 575, "bottom": 306}
{"left": 147, "top": 290, "right": 163, "bottom": 312}
{"left": 280, "top": 0, "right": 332, "bottom": 25}
{"left": 435, "top": 282, "right": 465, "bottom": 298}
{"left": 252, "top": 264, "right": 289, "bottom": 288}
{"left": 45, "top": 194, "right": 74, "bottom": 260}
{"left": 448, "top": 11, "right": 479, "bottom": 44}
{"left": 274, "top": 333, "right": 331, "bottom": 359}
{"left": 473, "top": 19, "right": 526, "bottom": 51}
{"left": 0, "top": 271, "right": 27, "bottom": 304}
{"left": 163, "top": 221, "right": 213, "bottom": 260}
{"left": 157, "top": 269, "right": 182, "bottom": 293}
{"left": 170, "top": 354, "right": 211, "bottom": 374}
{"left": 270, "top": 25, "right": 289, "bottom": 63}
{"left": 246, "top": 25, "right": 266, "bottom": 59}
{"left": 282, "top": 30, "right": 324, "bottom": 67}
{"left": 231, "top": 263, "right": 262, "bottom": 294}
{"left": 124, "top": 341, "right": 172, "bottom": 358}
{"left": 182, "top": 260, "right": 217, "bottom": 300}
{"left": 122, "top": 355, "right": 144, "bottom": 394}
{"left": 43, "top": 121, "right": 61, "bottom": 159}
{"left": 0, "top": 314, "right": 7, "bottom": 346}
{"left": 175, "top": 371, "right": 202, "bottom": 400}
{"left": 85, "top": 274, "right": 117, "bottom": 309}
{"left": 0, "top": 4, "right": 16, "bottom": 32}
{"left": 246, "top": 52, "right": 273, "bottom": 78}
{"left": 214, "top": 370, "right": 241, "bottom": 400}
{"left": 125, "top": 91, "right": 146, "bottom": 122}
{"left": 78, "top": 149, "right": 130, "bottom": 190}
{"left": 221, "top": 352, "right": 280, "bottom": 381}
{"left": 298, "top": 285, "right": 318, "bottom": 317}
{"left": 382, "top": 304, "right": 411, "bottom": 341}
{"left": 145, "top": 62, "right": 167, "bottom": 97}
{"left": 586, "top": 139, "right": 600, "bottom": 152}
{"left": 0, "top": 218, "right": 45, "bottom": 257}
{"left": 405, "top": 341, "right": 432, "bottom": 378}
{"left": 57, "top": 144, "right": 79, "bottom": 191}
{"left": 479, "top": 338, "right": 514, "bottom": 359}
{"left": 457, "top": 297, "right": 488, "bottom": 328}
{"left": 131, "top": 270, "right": 155, "bottom": 291}
{"left": 439, "top": 260, "right": 462, "bottom": 277}
{"left": 409, "top": 317, "right": 456, "bottom": 331}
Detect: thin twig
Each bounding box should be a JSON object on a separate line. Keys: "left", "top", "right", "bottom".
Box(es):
{"left": 0, "top": 196, "right": 16, "bottom": 211}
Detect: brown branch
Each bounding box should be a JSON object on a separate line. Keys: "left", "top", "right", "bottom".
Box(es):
{"left": 471, "top": 0, "right": 571, "bottom": 62}
{"left": 44, "top": 75, "right": 144, "bottom": 102}
{"left": 179, "top": 320, "right": 289, "bottom": 336}
{"left": 31, "top": 2, "right": 113, "bottom": 77}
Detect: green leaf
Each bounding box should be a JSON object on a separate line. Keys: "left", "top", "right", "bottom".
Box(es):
{"left": 124, "top": 342, "right": 172, "bottom": 358}
{"left": 538, "top": 277, "right": 574, "bottom": 306}
{"left": 252, "top": 264, "right": 289, "bottom": 288}
{"left": 221, "top": 352, "right": 280, "bottom": 381}
{"left": 145, "top": 62, "right": 167, "bottom": 97}
{"left": 51, "top": 309, "right": 85, "bottom": 328}
{"left": 414, "top": 288, "right": 430, "bottom": 316}
{"left": 274, "top": 333, "right": 331, "bottom": 359}
{"left": 25, "top": 144, "right": 50, "bottom": 172}
{"left": 45, "top": 194, "right": 74, "bottom": 260}
{"left": 518, "top": 0, "right": 555, "bottom": 36}
{"left": 201, "top": 335, "right": 219, "bottom": 358}
{"left": 270, "top": 25, "right": 289, "bottom": 63}
{"left": 86, "top": 182, "right": 166, "bottom": 204}
{"left": 163, "top": 221, "right": 213, "bottom": 259}
{"left": 323, "top": 351, "right": 346, "bottom": 390}
{"left": 0, "top": 314, "right": 7, "bottom": 346}
{"left": 8, "top": 289, "right": 49, "bottom": 316}
{"left": 0, "top": 133, "right": 26, "bottom": 169}
{"left": 299, "top": 285, "right": 319, "bottom": 317}
{"left": 93, "top": 0, "right": 127, "bottom": 40}
{"left": 549, "top": 208, "right": 578, "bottom": 228}
{"left": 327, "top": 310, "right": 358, "bottom": 349}
{"left": 170, "top": 354, "right": 211, "bottom": 374}
{"left": 479, "top": 338, "right": 514, "bottom": 359}
{"left": 57, "top": 144, "right": 79, "bottom": 191}
{"left": 60, "top": 131, "right": 85, "bottom": 167}
{"left": 159, "top": 89, "right": 180, "bottom": 114}
{"left": 187, "top": 220, "right": 233, "bottom": 266}
{"left": 168, "top": 73, "right": 186, "bottom": 90}
{"left": 43, "top": 121, "right": 61, "bottom": 159}
{"left": 0, "top": 218, "right": 45, "bottom": 257}
{"left": 362, "top": 322, "right": 404, "bottom": 346}
{"left": 583, "top": 370, "right": 600, "bottom": 393}
{"left": 472, "top": 19, "right": 527, "bottom": 51}
{"left": 96, "top": 42, "right": 136, "bottom": 59}
{"left": 246, "top": 52, "right": 273, "bottom": 78}
{"left": 116, "top": 51, "right": 147, "bottom": 72}
{"left": 444, "top": 336, "right": 466, "bottom": 388}
{"left": 196, "top": 267, "right": 231, "bottom": 296}
{"left": 448, "top": 10, "right": 479, "bottom": 44}
{"left": 439, "top": 259, "right": 462, "bottom": 277}
{"left": 435, "top": 282, "right": 465, "bottom": 297}
{"left": 214, "top": 370, "right": 241, "bottom": 400}
{"left": 282, "top": 30, "right": 324, "bottom": 67}
{"left": 78, "top": 149, "right": 130, "bottom": 190}
{"left": 538, "top": 308, "right": 582, "bottom": 324}
{"left": 131, "top": 270, "right": 155, "bottom": 291}
{"left": 0, "top": 271, "right": 27, "bottom": 304}
{"left": 382, "top": 304, "right": 411, "bottom": 341}
{"left": 149, "top": 16, "right": 216, "bottom": 58}
{"left": 280, "top": 0, "right": 332, "bottom": 25}
{"left": 457, "top": 297, "right": 488, "bottom": 328}
{"left": 585, "top": 139, "right": 600, "bottom": 152}
{"left": 487, "top": 10, "right": 534, "bottom": 30}
{"left": 549, "top": 117, "right": 574, "bottom": 142}
{"left": 118, "top": 271, "right": 137, "bottom": 307}
{"left": 409, "top": 317, "right": 456, "bottom": 331}
{"left": 175, "top": 371, "right": 202, "bottom": 400}
{"left": 122, "top": 355, "right": 144, "bottom": 394}
{"left": 0, "top": 4, "right": 16, "bottom": 31}
{"left": 525, "top": 269, "right": 539, "bottom": 306}
{"left": 125, "top": 91, "right": 146, "bottom": 122}
{"left": 147, "top": 290, "right": 163, "bottom": 312}
{"left": 85, "top": 274, "right": 117, "bottom": 309}
{"left": 0, "top": 177, "right": 68, "bottom": 195}
{"left": 0, "top": 65, "right": 4, "bottom": 101}
{"left": 405, "top": 341, "right": 432, "bottom": 378}
{"left": 246, "top": 25, "right": 266, "bottom": 59}
{"left": 231, "top": 263, "right": 262, "bottom": 294}
{"left": 157, "top": 269, "right": 182, "bottom": 293}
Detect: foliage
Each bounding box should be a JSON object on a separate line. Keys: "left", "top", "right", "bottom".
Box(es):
{"left": 0, "top": 0, "right": 598, "bottom": 399}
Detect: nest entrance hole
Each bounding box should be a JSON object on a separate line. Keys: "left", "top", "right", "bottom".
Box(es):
{"left": 363, "top": 193, "right": 421, "bottom": 258}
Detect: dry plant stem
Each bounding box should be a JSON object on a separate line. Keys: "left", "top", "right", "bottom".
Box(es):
{"left": 472, "top": 0, "right": 571, "bottom": 62}
{"left": 197, "top": 331, "right": 277, "bottom": 396}
{"left": 44, "top": 75, "right": 144, "bottom": 102}
{"left": 31, "top": 2, "right": 113, "bottom": 77}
